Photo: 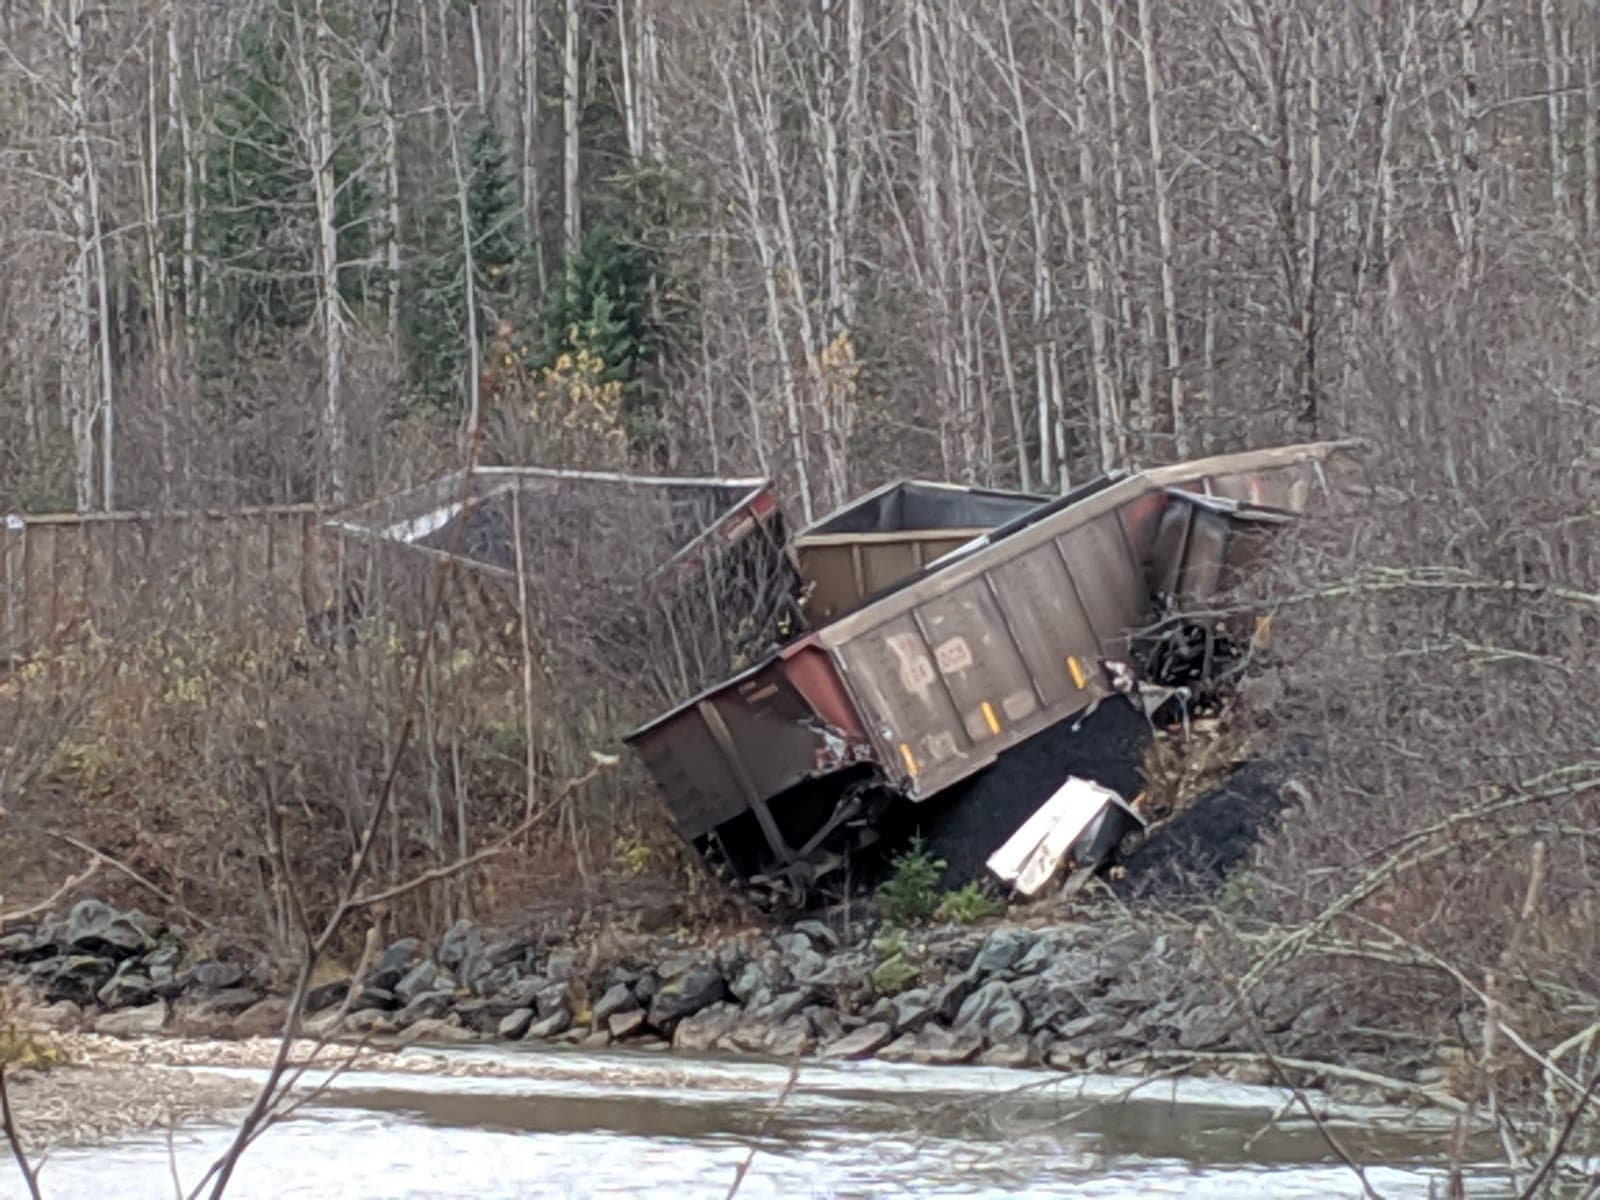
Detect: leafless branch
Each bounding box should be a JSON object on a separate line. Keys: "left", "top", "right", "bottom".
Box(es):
{"left": 0, "top": 1069, "right": 42, "bottom": 1200}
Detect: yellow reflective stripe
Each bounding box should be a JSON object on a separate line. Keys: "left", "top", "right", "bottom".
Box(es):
{"left": 980, "top": 701, "right": 1001, "bottom": 735}
{"left": 898, "top": 742, "right": 919, "bottom": 777}
{"left": 1066, "top": 655, "right": 1086, "bottom": 689}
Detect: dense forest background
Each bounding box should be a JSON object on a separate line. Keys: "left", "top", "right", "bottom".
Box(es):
{"left": 3, "top": 0, "right": 1595, "bottom": 520}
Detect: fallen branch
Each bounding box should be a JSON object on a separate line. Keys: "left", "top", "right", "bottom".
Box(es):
{"left": 0, "top": 855, "right": 100, "bottom": 929}
{"left": 1109, "top": 1049, "right": 1472, "bottom": 1116}
{"left": 44, "top": 832, "right": 213, "bottom": 932}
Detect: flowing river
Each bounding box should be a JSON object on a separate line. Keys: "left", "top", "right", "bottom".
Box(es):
{"left": 18, "top": 1044, "right": 1506, "bottom": 1198}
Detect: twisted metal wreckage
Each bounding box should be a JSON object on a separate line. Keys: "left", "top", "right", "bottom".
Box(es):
{"left": 315, "top": 443, "right": 1350, "bottom": 909}
{"left": 625, "top": 441, "right": 1352, "bottom": 909}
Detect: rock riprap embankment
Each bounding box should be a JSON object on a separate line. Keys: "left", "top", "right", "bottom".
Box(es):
{"left": 2, "top": 899, "right": 1346, "bottom": 1075}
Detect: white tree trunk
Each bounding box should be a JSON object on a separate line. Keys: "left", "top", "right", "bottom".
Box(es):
{"left": 617, "top": 0, "right": 641, "bottom": 162}
{"left": 377, "top": 1, "right": 402, "bottom": 350}
{"left": 562, "top": 0, "right": 581, "bottom": 255}
{"left": 143, "top": 47, "right": 172, "bottom": 486}
{"left": 1073, "top": 0, "right": 1118, "bottom": 472}
{"left": 300, "top": 0, "right": 347, "bottom": 502}
{"left": 1539, "top": 0, "right": 1568, "bottom": 216}
{"left": 841, "top": 0, "right": 864, "bottom": 331}
{"left": 468, "top": 0, "right": 489, "bottom": 109}
{"left": 1584, "top": 9, "right": 1599, "bottom": 240}
{"left": 519, "top": 0, "right": 546, "bottom": 295}
{"left": 720, "top": 59, "right": 813, "bottom": 521}
{"left": 1136, "top": 0, "right": 1184, "bottom": 457}
{"left": 60, "top": 0, "right": 96, "bottom": 510}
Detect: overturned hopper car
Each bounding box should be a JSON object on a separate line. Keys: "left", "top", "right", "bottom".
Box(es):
{"left": 789, "top": 480, "right": 1047, "bottom": 625}
{"left": 625, "top": 442, "right": 1347, "bottom": 899}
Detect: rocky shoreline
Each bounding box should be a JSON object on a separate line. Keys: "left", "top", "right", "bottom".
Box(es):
{"left": 2, "top": 898, "right": 1445, "bottom": 1104}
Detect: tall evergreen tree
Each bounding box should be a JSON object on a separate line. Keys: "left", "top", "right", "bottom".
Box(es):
{"left": 194, "top": 0, "right": 376, "bottom": 377}
{"left": 537, "top": 163, "right": 691, "bottom": 448}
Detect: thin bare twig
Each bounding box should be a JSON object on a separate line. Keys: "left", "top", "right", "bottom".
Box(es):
{"left": 1518, "top": 1068, "right": 1600, "bottom": 1199}
{"left": 725, "top": 1058, "right": 803, "bottom": 1200}
{"left": 347, "top": 762, "right": 605, "bottom": 911}
{"left": 0, "top": 1068, "right": 43, "bottom": 1200}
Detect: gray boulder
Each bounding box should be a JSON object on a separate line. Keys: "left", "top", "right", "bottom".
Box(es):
{"left": 543, "top": 949, "right": 579, "bottom": 982}
{"left": 608, "top": 1009, "right": 648, "bottom": 1039}
{"left": 187, "top": 960, "right": 246, "bottom": 991}
{"left": 1012, "top": 937, "right": 1059, "bottom": 977}
{"left": 452, "top": 999, "right": 509, "bottom": 1034}
{"left": 821, "top": 1022, "right": 892, "bottom": 1060}
{"left": 1175, "top": 1002, "right": 1235, "bottom": 1051}
{"left": 65, "top": 900, "right": 154, "bottom": 960}
{"left": 95, "top": 998, "right": 168, "bottom": 1036}
{"left": 932, "top": 974, "right": 976, "bottom": 1024}
{"left": 394, "top": 961, "right": 441, "bottom": 1005}
{"left": 954, "top": 980, "right": 1028, "bottom": 1043}
{"left": 96, "top": 963, "right": 154, "bottom": 1009}
{"left": 367, "top": 938, "right": 425, "bottom": 992}
{"left": 534, "top": 982, "right": 569, "bottom": 1021}
{"left": 979, "top": 1038, "right": 1033, "bottom": 1068}
{"left": 763, "top": 1015, "right": 813, "bottom": 1058}
{"left": 498, "top": 1008, "right": 534, "bottom": 1039}
{"left": 804, "top": 1004, "right": 843, "bottom": 1044}
{"left": 234, "top": 997, "right": 290, "bottom": 1038}
{"left": 305, "top": 979, "right": 352, "bottom": 1013}
{"left": 772, "top": 932, "right": 811, "bottom": 960}
{"left": 356, "top": 985, "right": 399, "bottom": 1011}
{"left": 878, "top": 1034, "right": 919, "bottom": 1062}
{"left": 907, "top": 1024, "right": 982, "bottom": 1065}
{"left": 149, "top": 964, "right": 183, "bottom": 1000}
{"left": 889, "top": 988, "right": 938, "bottom": 1036}
{"left": 496, "top": 976, "right": 549, "bottom": 1013}
{"left": 794, "top": 950, "right": 869, "bottom": 990}
{"left": 142, "top": 943, "right": 182, "bottom": 970}
{"left": 673, "top": 1002, "right": 740, "bottom": 1052}
{"left": 44, "top": 955, "right": 116, "bottom": 1006}
{"left": 397, "top": 989, "right": 455, "bottom": 1026}
{"left": 592, "top": 982, "right": 638, "bottom": 1027}
{"left": 399, "top": 1016, "right": 476, "bottom": 1045}
{"left": 791, "top": 920, "right": 839, "bottom": 951}
{"left": 971, "top": 929, "right": 1033, "bottom": 978}
{"left": 751, "top": 990, "right": 814, "bottom": 1025}
{"left": 0, "top": 929, "right": 52, "bottom": 962}
{"left": 528, "top": 1009, "right": 572, "bottom": 1038}
{"left": 730, "top": 955, "right": 788, "bottom": 1007}
{"left": 634, "top": 971, "right": 662, "bottom": 1005}
{"left": 436, "top": 919, "right": 481, "bottom": 970}
{"left": 649, "top": 964, "right": 726, "bottom": 1027}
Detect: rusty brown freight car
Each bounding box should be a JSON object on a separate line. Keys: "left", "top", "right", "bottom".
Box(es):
{"left": 789, "top": 480, "right": 1048, "bottom": 624}
{"left": 625, "top": 442, "right": 1347, "bottom": 894}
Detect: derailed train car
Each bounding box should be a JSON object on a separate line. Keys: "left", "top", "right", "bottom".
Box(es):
{"left": 625, "top": 443, "right": 1347, "bottom": 900}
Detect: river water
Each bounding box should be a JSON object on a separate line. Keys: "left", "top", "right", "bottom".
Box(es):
{"left": 21, "top": 1045, "right": 1505, "bottom": 1199}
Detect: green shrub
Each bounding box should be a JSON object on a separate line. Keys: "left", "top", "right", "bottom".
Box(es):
{"left": 876, "top": 838, "right": 947, "bottom": 924}
{"left": 934, "top": 882, "right": 1003, "bottom": 925}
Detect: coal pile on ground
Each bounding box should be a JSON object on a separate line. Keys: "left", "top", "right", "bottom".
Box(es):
{"left": 877, "top": 697, "right": 1152, "bottom": 890}
{"left": 1112, "top": 757, "right": 1288, "bottom": 905}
